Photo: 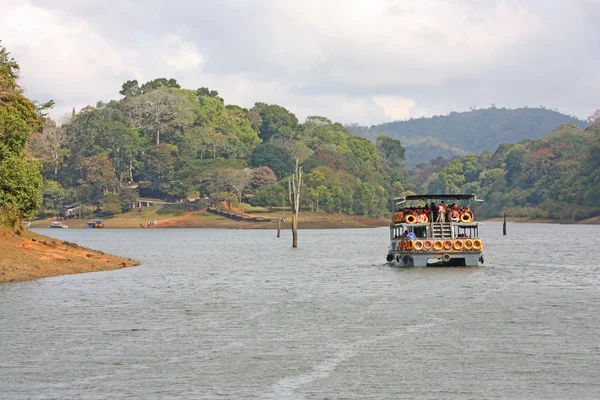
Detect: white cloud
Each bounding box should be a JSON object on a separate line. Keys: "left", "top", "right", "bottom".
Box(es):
{"left": 0, "top": 0, "right": 126, "bottom": 106}
{"left": 159, "top": 34, "right": 204, "bottom": 70}
{"left": 1, "top": 0, "right": 597, "bottom": 125}
{"left": 373, "top": 96, "right": 420, "bottom": 121}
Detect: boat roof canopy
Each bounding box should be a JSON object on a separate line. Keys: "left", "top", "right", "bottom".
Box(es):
{"left": 394, "top": 194, "right": 479, "bottom": 204}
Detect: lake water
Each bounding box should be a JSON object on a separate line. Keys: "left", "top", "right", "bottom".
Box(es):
{"left": 1, "top": 223, "right": 599, "bottom": 399}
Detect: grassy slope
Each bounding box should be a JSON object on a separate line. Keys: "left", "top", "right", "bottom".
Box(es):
{"left": 0, "top": 228, "right": 140, "bottom": 283}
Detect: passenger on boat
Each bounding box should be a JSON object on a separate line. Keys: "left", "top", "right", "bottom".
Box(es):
{"left": 436, "top": 201, "right": 446, "bottom": 222}
{"left": 406, "top": 231, "right": 417, "bottom": 239}
{"left": 450, "top": 205, "right": 460, "bottom": 222}
{"left": 430, "top": 202, "right": 437, "bottom": 221}
{"left": 403, "top": 230, "right": 408, "bottom": 237}
{"left": 463, "top": 206, "right": 473, "bottom": 218}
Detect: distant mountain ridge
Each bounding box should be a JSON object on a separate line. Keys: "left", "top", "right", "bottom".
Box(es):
{"left": 347, "top": 107, "right": 587, "bottom": 166}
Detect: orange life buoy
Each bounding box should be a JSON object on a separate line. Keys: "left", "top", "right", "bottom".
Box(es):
{"left": 433, "top": 240, "right": 443, "bottom": 251}
{"left": 443, "top": 240, "right": 453, "bottom": 250}
{"left": 453, "top": 240, "right": 463, "bottom": 251}
{"left": 473, "top": 239, "right": 482, "bottom": 250}
{"left": 460, "top": 213, "right": 473, "bottom": 223}
{"left": 405, "top": 240, "right": 413, "bottom": 251}
{"left": 463, "top": 239, "right": 473, "bottom": 250}
{"left": 413, "top": 240, "right": 423, "bottom": 251}
{"left": 421, "top": 214, "right": 428, "bottom": 223}
{"left": 397, "top": 241, "right": 403, "bottom": 251}
{"left": 405, "top": 214, "right": 416, "bottom": 224}
{"left": 423, "top": 240, "right": 433, "bottom": 250}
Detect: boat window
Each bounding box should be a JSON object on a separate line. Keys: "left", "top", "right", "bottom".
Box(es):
{"left": 414, "top": 226, "right": 427, "bottom": 238}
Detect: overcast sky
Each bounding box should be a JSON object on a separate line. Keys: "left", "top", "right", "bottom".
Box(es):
{"left": 1, "top": 0, "right": 598, "bottom": 125}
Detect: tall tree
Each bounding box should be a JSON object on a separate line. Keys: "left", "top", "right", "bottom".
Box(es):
{"left": 196, "top": 87, "right": 223, "bottom": 102}
{"left": 28, "top": 117, "right": 67, "bottom": 179}
{"left": 252, "top": 103, "right": 299, "bottom": 142}
{"left": 125, "top": 88, "right": 193, "bottom": 145}
{"left": 140, "top": 78, "right": 181, "bottom": 93}
{"left": 119, "top": 80, "right": 141, "bottom": 97}
{"left": 249, "top": 143, "right": 295, "bottom": 179}
{"left": 0, "top": 41, "right": 46, "bottom": 224}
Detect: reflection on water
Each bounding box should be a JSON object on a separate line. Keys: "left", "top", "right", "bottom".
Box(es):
{"left": 1, "top": 223, "right": 599, "bottom": 399}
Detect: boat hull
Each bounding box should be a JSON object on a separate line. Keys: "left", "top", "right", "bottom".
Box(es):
{"left": 388, "top": 251, "right": 482, "bottom": 267}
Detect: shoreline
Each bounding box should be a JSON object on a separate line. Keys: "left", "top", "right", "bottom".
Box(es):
{"left": 483, "top": 216, "right": 600, "bottom": 225}
{"left": 0, "top": 228, "right": 140, "bottom": 283}
{"left": 30, "top": 209, "right": 391, "bottom": 230}
{"left": 30, "top": 213, "right": 600, "bottom": 230}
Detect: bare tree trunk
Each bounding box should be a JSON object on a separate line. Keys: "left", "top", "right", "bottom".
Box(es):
{"left": 52, "top": 151, "right": 58, "bottom": 179}
{"left": 288, "top": 158, "right": 302, "bottom": 248}
{"left": 156, "top": 128, "right": 160, "bottom": 146}
{"left": 277, "top": 218, "right": 281, "bottom": 238}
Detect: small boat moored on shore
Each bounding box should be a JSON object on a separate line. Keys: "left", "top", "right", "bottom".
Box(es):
{"left": 387, "top": 194, "right": 484, "bottom": 267}
{"left": 85, "top": 219, "right": 105, "bottom": 228}
{"left": 49, "top": 221, "right": 68, "bottom": 229}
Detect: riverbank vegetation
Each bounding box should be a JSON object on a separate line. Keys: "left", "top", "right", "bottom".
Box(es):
{"left": 28, "top": 81, "right": 407, "bottom": 222}
{"left": 410, "top": 120, "right": 600, "bottom": 221}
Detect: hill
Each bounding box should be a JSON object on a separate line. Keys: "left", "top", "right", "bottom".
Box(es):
{"left": 347, "top": 107, "right": 587, "bottom": 166}
{"left": 414, "top": 121, "right": 600, "bottom": 222}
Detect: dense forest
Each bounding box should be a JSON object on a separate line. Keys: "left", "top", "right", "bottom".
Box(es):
{"left": 412, "top": 120, "right": 600, "bottom": 220}
{"left": 25, "top": 76, "right": 408, "bottom": 219}
{"left": 348, "top": 107, "right": 587, "bottom": 166}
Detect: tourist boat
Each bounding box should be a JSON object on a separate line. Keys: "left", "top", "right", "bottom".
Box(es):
{"left": 85, "top": 219, "right": 105, "bottom": 228}
{"left": 49, "top": 221, "right": 68, "bottom": 229}
{"left": 387, "top": 194, "right": 484, "bottom": 267}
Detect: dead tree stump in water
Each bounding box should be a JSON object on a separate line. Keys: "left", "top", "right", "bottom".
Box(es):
{"left": 288, "top": 158, "right": 303, "bottom": 248}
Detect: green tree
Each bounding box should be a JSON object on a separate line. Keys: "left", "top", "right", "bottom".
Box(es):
{"left": 80, "top": 155, "right": 119, "bottom": 205}
{"left": 249, "top": 143, "right": 295, "bottom": 179}
{"left": 140, "top": 144, "right": 178, "bottom": 196}
{"left": 42, "top": 180, "right": 66, "bottom": 210}
{"left": 119, "top": 80, "right": 141, "bottom": 97}
{"left": 100, "top": 192, "right": 122, "bottom": 216}
{"left": 250, "top": 183, "right": 286, "bottom": 212}
{"left": 252, "top": 103, "right": 299, "bottom": 142}
{"left": 0, "top": 41, "right": 47, "bottom": 223}
{"left": 196, "top": 87, "right": 223, "bottom": 102}
{"left": 0, "top": 155, "right": 43, "bottom": 219}
{"left": 376, "top": 135, "right": 406, "bottom": 167}
{"left": 140, "top": 78, "right": 181, "bottom": 93}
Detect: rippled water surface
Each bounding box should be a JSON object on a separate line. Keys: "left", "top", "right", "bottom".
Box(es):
{"left": 1, "top": 223, "right": 599, "bottom": 399}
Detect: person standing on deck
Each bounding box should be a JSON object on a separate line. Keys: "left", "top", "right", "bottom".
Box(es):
{"left": 436, "top": 201, "right": 446, "bottom": 222}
